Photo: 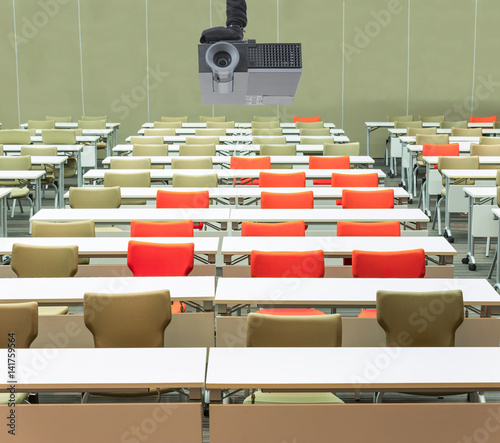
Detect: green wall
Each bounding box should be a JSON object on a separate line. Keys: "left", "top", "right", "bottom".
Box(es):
{"left": 1, "top": 0, "right": 500, "bottom": 155}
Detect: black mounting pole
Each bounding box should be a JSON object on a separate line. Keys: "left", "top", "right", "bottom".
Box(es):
{"left": 200, "top": 0, "right": 247, "bottom": 43}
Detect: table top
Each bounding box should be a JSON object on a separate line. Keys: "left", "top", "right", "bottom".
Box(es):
{"left": 31, "top": 135, "right": 100, "bottom": 142}
{"left": 3, "top": 144, "right": 84, "bottom": 153}
{"left": 0, "top": 170, "right": 45, "bottom": 180}
{"left": 138, "top": 128, "right": 345, "bottom": 136}
{"left": 20, "top": 122, "right": 120, "bottom": 129}
{"left": 400, "top": 136, "right": 480, "bottom": 144}
{"left": 0, "top": 275, "right": 215, "bottom": 304}
{"left": 463, "top": 186, "right": 497, "bottom": 198}
{"left": 408, "top": 144, "right": 471, "bottom": 153}
{"left": 441, "top": 169, "right": 499, "bottom": 179}
{"left": 0, "top": 347, "right": 206, "bottom": 391}
{"left": 206, "top": 347, "right": 500, "bottom": 391}
{"left": 0, "top": 188, "right": 12, "bottom": 199}
{"left": 142, "top": 122, "right": 336, "bottom": 129}
{"left": 365, "top": 122, "right": 441, "bottom": 128}
{"left": 125, "top": 135, "right": 350, "bottom": 144}
{"left": 492, "top": 207, "right": 500, "bottom": 219}
{"left": 26, "top": 156, "right": 68, "bottom": 165}
{"left": 214, "top": 277, "right": 499, "bottom": 306}
{"left": 424, "top": 156, "right": 500, "bottom": 165}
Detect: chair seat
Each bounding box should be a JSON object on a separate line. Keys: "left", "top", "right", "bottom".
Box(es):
{"left": 9, "top": 187, "right": 30, "bottom": 198}
{"left": 172, "top": 301, "right": 186, "bottom": 314}
{"left": 243, "top": 391, "right": 344, "bottom": 404}
{"left": 38, "top": 306, "right": 69, "bottom": 316}
{"left": 313, "top": 179, "right": 331, "bottom": 185}
{"left": 358, "top": 309, "right": 377, "bottom": 318}
{"left": 257, "top": 308, "right": 325, "bottom": 316}
{"left": 0, "top": 393, "right": 28, "bottom": 404}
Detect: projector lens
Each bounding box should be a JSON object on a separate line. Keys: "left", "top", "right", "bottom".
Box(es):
{"left": 214, "top": 52, "right": 231, "bottom": 68}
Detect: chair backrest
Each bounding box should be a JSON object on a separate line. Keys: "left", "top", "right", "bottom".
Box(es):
{"left": 418, "top": 115, "right": 445, "bottom": 123}
{"left": 422, "top": 143, "right": 459, "bottom": 157}
{"left": 387, "top": 115, "right": 413, "bottom": 122}
{"left": 161, "top": 116, "right": 188, "bottom": 123}
{"left": 132, "top": 144, "right": 169, "bottom": 156}
{"left": 323, "top": 142, "right": 360, "bottom": 156}
{"left": 407, "top": 127, "right": 437, "bottom": 136}
{"left": 129, "top": 136, "right": 164, "bottom": 145}
{"left": 259, "top": 144, "right": 296, "bottom": 156}
{"left": 153, "top": 121, "right": 182, "bottom": 128}
{"left": 241, "top": 220, "right": 306, "bottom": 236}
{"left": 309, "top": 156, "right": 349, "bottom": 169}
{"left": 252, "top": 128, "right": 283, "bottom": 136}
{"left": 300, "top": 136, "right": 334, "bottom": 145}
{"left": 441, "top": 121, "right": 467, "bottom": 129}
{"left": 41, "top": 129, "right": 77, "bottom": 144}
{"left": 480, "top": 136, "right": 500, "bottom": 145}
{"left": 497, "top": 172, "right": 500, "bottom": 187}
{"left": 470, "top": 143, "right": 500, "bottom": 156}
{"left": 230, "top": 156, "right": 271, "bottom": 169}
{"left": 261, "top": 191, "right": 314, "bottom": 209}
{"left": 300, "top": 128, "right": 330, "bottom": 136}
{"left": 171, "top": 157, "right": 213, "bottom": 169}
{"left": 395, "top": 121, "right": 423, "bottom": 129}
{"left": 84, "top": 290, "right": 171, "bottom": 348}
{"left": 352, "top": 248, "right": 426, "bottom": 278}
{"left": 437, "top": 155, "right": 479, "bottom": 173}
{"left": 195, "top": 128, "right": 226, "bottom": 136}
{"left": 293, "top": 116, "right": 321, "bottom": 123}
{"left": 0, "top": 130, "right": 31, "bottom": 144}
{"left": 156, "top": 190, "right": 209, "bottom": 208}
{"left": 185, "top": 136, "right": 219, "bottom": 145}
{"left": 28, "top": 120, "right": 55, "bottom": 129}
{"left": 127, "top": 241, "right": 194, "bottom": 276}
{"left": 32, "top": 220, "right": 95, "bottom": 237}
{"left": 341, "top": 189, "right": 394, "bottom": 208}
{"left": 104, "top": 171, "right": 151, "bottom": 188}
{"left": 144, "top": 128, "right": 176, "bottom": 136}
{"left": 78, "top": 119, "right": 106, "bottom": 129}
{"left": 0, "top": 155, "right": 31, "bottom": 171}
{"left": 250, "top": 250, "right": 325, "bottom": 277}
{"left": 376, "top": 290, "right": 464, "bottom": 347}
{"left": 416, "top": 134, "right": 449, "bottom": 145}
{"left": 251, "top": 121, "right": 280, "bottom": 129}
{"left": 172, "top": 173, "right": 218, "bottom": 187}
{"left": 46, "top": 115, "right": 72, "bottom": 122}
{"left": 0, "top": 145, "right": 3, "bottom": 155}
{"left": 0, "top": 302, "right": 38, "bottom": 348}
{"left": 69, "top": 186, "right": 121, "bottom": 208}
{"left": 246, "top": 313, "right": 342, "bottom": 347}
{"left": 295, "top": 121, "right": 324, "bottom": 129}
{"left": 109, "top": 157, "right": 152, "bottom": 169}
{"left": 331, "top": 172, "right": 379, "bottom": 187}
{"left": 11, "top": 244, "right": 79, "bottom": 277}
{"left": 81, "top": 115, "right": 108, "bottom": 123}
{"left": 253, "top": 116, "right": 280, "bottom": 122}
{"left": 178, "top": 144, "right": 216, "bottom": 156}
{"left": 253, "top": 136, "right": 286, "bottom": 145}
{"left": 470, "top": 116, "right": 497, "bottom": 123}
{"left": 199, "top": 115, "right": 225, "bottom": 122}
{"left": 130, "top": 220, "right": 194, "bottom": 237}
{"left": 259, "top": 171, "right": 306, "bottom": 187}
{"left": 207, "top": 121, "right": 235, "bottom": 128}
{"left": 451, "top": 127, "right": 482, "bottom": 137}
{"left": 337, "top": 220, "right": 401, "bottom": 236}
{"left": 20, "top": 145, "right": 57, "bottom": 157}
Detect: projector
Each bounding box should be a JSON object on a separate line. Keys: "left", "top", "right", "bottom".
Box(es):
{"left": 198, "top": 39, "right": 302, "bottom": 105}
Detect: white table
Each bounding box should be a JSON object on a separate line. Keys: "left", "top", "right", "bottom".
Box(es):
{"left": 125, "top": 135, "right": 350, "bottom": 145}
{"left": 142, "top": 122, "right": 336, "bottom": 129}
{"left": 138, "top": 127, "right": 345, "bottom": 136}
{"left": 0, "top": 188, "right": 12, "bottom": 237}
{"left": 0, "top": 170, "right": 45, "bottom": 213}
{"left": 491, "top": 207, "right": 500, "bottom": 290}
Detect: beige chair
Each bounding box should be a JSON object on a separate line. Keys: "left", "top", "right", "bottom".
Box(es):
{"left": 132, "top": 144, "right": 168, "bottom": 156}
{"left": 253, "top": 116, "right": 280, "bottom": 122}
{"left": 253, "top": 136, "right": 286, "bottom": 145}
{"left": 251, "top": 121, "right": 280, "bottom": 129}
{"left": 470, "top": 143, "right": 500, "bottom": 169}
{"left": 260, "top": 144, "right": 296, "bottom": 169}
{"left": 0, "top": 144, "right": 3, "bottom": 155}
{"left": 0, "top": 155, "right": 34, "bottom": 218}
{"left": 243, "top": 313, "right": 343, "bottom": 405}
{"left": 153, "top": 121, "right": 182, "bottom": 128}
{"left": 294, "top": 121, "right": 324, "bottom": 129}
{"left": 103, "top": 172, "right": 150, "bottom": 205}
{"left": 78, "top": 119, "right": 106, "bottom": 130}
{"left": 407, "top": 127, "right": 437, "bottom": 136}
{"left": 418, "top": 115, "right": 445, "bottom": 123}
{"left": 28, "top": 120, "right": 55, "bottom": 129}
{"left": 394, "top": 121, "right": 423, "bottom": 129}
{"left": 0, "top": 302, "right": 38, "bottom": 405}
{"left": 41, "top": 129, "right": 77, "bottom": 144}
{"left": 129, "top": 136, "right": 164, "bottom": 145}
{"left": 185, "top": 136, "right": 219, "bottom": 145}
{"left": 179, "top": 144, "right": 216, "bottom": 156}
{"left": 0, "top": 130, "right": 31, "bottom": 145}
{"left": 206, "top": 121, "right": 235, "bottom": 128}
{"left": 172, "top": 173, "right": 218, "bottom": 187}
{"left": 171, "top": 157, "right": 213, "bottom": 169}
{"left": 195, "top": 128, "right": 226, "bottom": 136}
{"left": 199, "top": 115, "right": 225, "bottom": 122}
{"left": 441, "top": 121, "right": 467, "bottom": 129}
{"left": 69, "top": 186, "right": 121, "bottom": 208}
{"left": 252, "top": 128, "right": 283, "bottom": 136}
{"left": 81, "top": 115, "right": 108, "bottom": 123}
{"left": 415, "top": 134, "right": 449, "bottom": 145}
{"left": 300, "top": 136, "right": 334, "bottom": 144}
{"left": 323, "top": 142, "right": 360, "bottom": 156}
{"left": 144, "top": 128, "right": 175, "bottom": 136}
{"left": 479, "top": 136, "right": 500, "bottom": 145}
{"left": 387, "top": 115, "right": 413, "bottom": 122}
{"left": 109, "top": 157, "right": 152, "bottom": 169}
{"left": 300, "top": 128, "right": 330, "bottom": 136}
{"left": 451, "top": 127, "right": 482, "bottom": 137}
{"left": 161, "top": 116, "right": 188, "bottom": 123}
{"left": 46, "top": 115, "right": 72, "bottom": 122}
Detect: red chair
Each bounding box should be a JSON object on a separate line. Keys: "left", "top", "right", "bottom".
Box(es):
{"left": 309, "top": 156, "right": 350, "bottom": 185}
{"left": 341, "top": 189, "right": 394, "bottom": 209}
{"left": 130, "top": 220, "right": 194, "bottom": 237}
{"left": 127, "top": 241, "right": 195, "bottom": 313}
{"left": 331, "top": 172, "right": 379, "bottom": 205}
{"left": 352, "top": 248, "right": 426, "bottom": 318}
{"left": 241, "top": 221, "right": 306, "bottom": 236}
{"left": 470, "top": 116, "right": 497, "bottom": 123}
{"left": 422, "top": 143, "right": 459, "bottom": 169}
{"left": 230, "top": 156, "right": 271, "bottom": 185}
{"left": 259, "top": 171, "right": 306, "bottom": 187}
{"left": 293, "top": 116, "right": 321, "bottom": 123}
{"left": 251, "top": 250, "right": 325, "bottom": 316}
{"left": 156, "top": 189, "right": 208, "bottom": 231}
{"left": 261, "top": 191, "right": 313, "bottom": 209}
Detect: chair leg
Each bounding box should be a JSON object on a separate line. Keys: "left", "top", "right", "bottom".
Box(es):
{"left": 487, "top": 246, "right": 497, "bottom": 280}
{"left": 10, "top": 200, "right": 17, "bottom": 218}
{"left": 374, "top": 392, "right": 383, "bottom": 403}
{"left": 486, "top": 237, "right": 491, "bottom": 257}
{"left": 433, "top": 196, "right": 444, "bottom": 235}
{"left": 81, "top": 392, "right": 90, "bottom": 403}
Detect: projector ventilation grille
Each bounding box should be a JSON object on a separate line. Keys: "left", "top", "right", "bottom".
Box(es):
{"left": 248, "top": 43, "right": 302, "bottom": 69}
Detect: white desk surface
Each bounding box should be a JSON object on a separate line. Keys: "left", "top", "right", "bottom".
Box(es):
{"left": 221, "top": 236, "right": 456, "bottom": 257}
{"left": 206, "top": 347, "right": 500, "bottom": 391}
{"left": 0, "top": 170, "right": 45, "bottom": 180}
{"left": 492, "top": 207, "right": 500, "bottom": 219}
{"left": 441, "top": 169, "right": 499, "bottom": 179}
{"left": 0, "top": 347, "right": 206, "bottom": 391}
{"left": 142, "top": 122, "right": 336, "bottom": 129}
{"left": 229, "top": 208, "right": 429, "bottom": 224}
{"left": 30, "top": 208, "right": 231, "bottom": 223}
{"left": 0, "top": 188, "right": 12, "bottom": 199}
{"left": 400, "top": 136, "right": 480, "bottom": 144}
{"left": 137, "top": 128, "right": 345, "bottom": 136}
{"left": 365, "top": 122, "right": 441, "bottom": 128}
{"left": 125, "top": 135, "right": 350, "bottom": 144}
{"left": 31, "top": 135, "right": 100, "bottom": 143}
{"left": 0, "top": 275, "right": 215, "bottom": 304}
{"left": 409, "top": 144, "right": 471, "bottom": 153}
{"left": 21, "top": 122, "right": 119, "bottom": 130}
{"left": 464, "top": 186, "right": 496, "bottom": 199}
{"left": 424, "top": 156, "right": 500, "bottom": 166}
{"left": 27, "top": 155, "right": 68, "bottom": 166}
{"left": 214, "top": 277, "right": 499, "bottom": 306}
{"left": 0, "top": 237, "right": 219, "bottom": 257}
{"left": 3, "top": 144, "right": 84, "bottom": 153}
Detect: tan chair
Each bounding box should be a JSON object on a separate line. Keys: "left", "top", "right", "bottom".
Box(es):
{"left": 161, "top": 116, "right": 188, "bottom": 123}
{"left": 109, "top": 157, "right": 152, "bottom": 169}
{"left": 451, "top": 127, "right": 482, "bottom": 137}
{"left": 195, "top": 128, "right": 226, "bottom": 136}
{"left": 144, "top": 128, "right": 175, "bottom": 136}
{"left": 132, "top": 144, "right": 168, "bottom": 156}
{"left": 28, "top": 120, "right": 55, "bottom": 129}
{"left": 172, "top": 173, "right": 218, "bottom": 187}
{"left": 171, "top": 157, "right": 213, "bottom": 169}
{"left": 418, "top": 115, "right": 445, "bottom": 123}
{"left": 103, "top": 172, "right": 150, "bottom": 205}
{"left": 253, "top": 128, "right": 283, "bottom": 136}
{"left": 260, "top": 144, "right": 296, "bottom": 169}
{"left": 0, "top": 302, "right": 38, "bottom": 405}
{"left": 323, "top": 142, "right": 360, "bottom": 156}
{"left": 300, "top": 128, "right": 330, "bottom": 136}
{"left": 81, "top": 115, "right": 108, "bottom": 123}
{"left": 186, "top": 136, "right": 219, "bottom": 145}
{"left": 0, "top": 130, "right": 31, "bottom": 145}
{"left": 407, "top": 127, "right": 437, "bottom": 136}
{"left": 253, "top": 116, "right": 280, "bottom": 122}
{"left": 69, "top": 186, "right": 121, "bottom": 208}
{"left": 179, "top": 144, "right": 216, "bottom": 156}
{"left": 251, "top": 121, "right": 280, "bottom": 129}
{"left": 199, "top": 115, "right": 225, "bottom": 122}
{"left": 394, "top": 121, "right": 423, "bottom": 129}
{"left": 78, "top": 119, "right": 106, "bottom": 129}
{"left": 153, "top": 121, "right": 182, "bottom": 128}
{"left": 41, "top": 129, "right": 77, "bottom": 144}
{"left": 300, "top": 136, "right": 334, "bottom": 144}
{"left": 415, "top": 134, "right": 449, "bottom": 145}
{"left": 441, "top": 121, "right": 467, "bottom": 129}
{"left": 294, "top": 121, "right": 324, "bottom": 129}
{"left": 206, "top": 121, "right": 235, "bottom": 128}
{"left": 387, "top": 115, "right": 413, "bottom": 122}
{"left": 470, "top": 143, "right": 500, "bottom": 169}
{"left": 479, "top": 136, "right": 500, "bottom": 145}
{"left": 253, "top": 136, "right": 286, "bottom": 145}
{"left": 0, "top": 155, "right": 34, "bottom": 218}
{"left": 46, "top": 115, "right": 72, "bottom": 122}
{"left": 0, "top": 144, "right": 3, "bottom": 155}
{"left": 244, "top": 313, "right": 343, "bottom": 405}
{"left": 129, "top": 136, "right": 164, "bottom": 145}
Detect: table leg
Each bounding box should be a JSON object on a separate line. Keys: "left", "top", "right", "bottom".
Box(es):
{"left": 34, "top": 178, "right": 42, "bottom": 213}
{"left": 76, "top": 151, "right": 83, "bottom": 187}
{"left": 58, "top": 162, "right": 65, "bottom": 209}
{"left": 366, "top": 125, "right": 371, "bottom": 156}
{"left": 444, "top": 176, "right": 452, "bottom": 240}
{"left": 463, "top": 195, "right": 476, "bottom": 270}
